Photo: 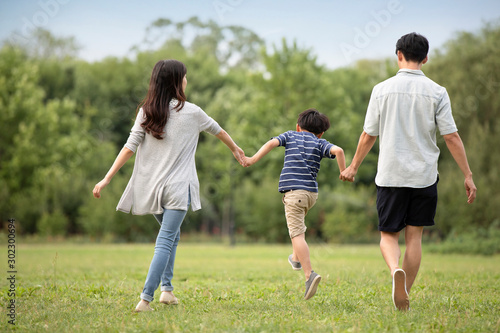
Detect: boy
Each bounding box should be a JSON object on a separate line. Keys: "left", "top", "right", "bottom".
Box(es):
{"left": 243, "top": 108, "right": 345, "bottom": 300}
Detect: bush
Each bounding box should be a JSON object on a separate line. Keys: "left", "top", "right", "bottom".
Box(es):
{"left": 427, "top": 220, "right": 500, "bottom": 255}
{"left": 37, "top": 209, "right": 68, "bottom": 236}
{"left": 234, "top": 177, "right": 289, "bottom": 243}
{"left": 78, "top": 173, "right": 158, "bottom": 242}
{"left": 321, "top": 184, "right": 379, "bottom": 243}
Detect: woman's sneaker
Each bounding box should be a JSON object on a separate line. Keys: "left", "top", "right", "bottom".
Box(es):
{"left": 135, "top": 300, "right": 154, "bottom": 312}
{"left": 160, "top": 291, "right": 179, "bottom": 305}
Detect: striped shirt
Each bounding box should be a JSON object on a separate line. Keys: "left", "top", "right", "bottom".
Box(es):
{"left": 276, "top": 131, "right": 336, "bottom": 193}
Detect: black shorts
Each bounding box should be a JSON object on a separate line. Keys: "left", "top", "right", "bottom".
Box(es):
{"left": 376, "top": 177, "right": 439, "bottom": 233}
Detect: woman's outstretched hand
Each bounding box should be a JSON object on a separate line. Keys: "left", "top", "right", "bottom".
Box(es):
{"left": 93, "top": 178, "right": 110, "bottom": 198}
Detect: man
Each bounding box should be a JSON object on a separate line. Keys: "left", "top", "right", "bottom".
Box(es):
{"left": 340, "top": 32, "right": 477, "bottom": 311}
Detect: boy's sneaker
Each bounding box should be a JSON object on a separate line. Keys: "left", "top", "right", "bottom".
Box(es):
{"left": 304, "top": 271, "right": 321, "bottom": 300}
{"left": 392, "top": 268, "right": 409, "bottom": 311}
{"left": 288, "top": 254, "right": 302, "bottom": 271}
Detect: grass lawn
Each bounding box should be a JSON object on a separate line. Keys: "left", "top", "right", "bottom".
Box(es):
{"left": 1, "top": 242, "right": 499, "bottom": 332}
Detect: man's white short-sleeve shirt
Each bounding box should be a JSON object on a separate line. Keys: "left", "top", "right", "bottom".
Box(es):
{"left": 363, "top": 69, "right": 458, "bottom": 188}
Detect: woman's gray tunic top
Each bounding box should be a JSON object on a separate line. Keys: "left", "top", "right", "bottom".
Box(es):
{"left": 116, "top": 101, "right": 222, "bottom": 215}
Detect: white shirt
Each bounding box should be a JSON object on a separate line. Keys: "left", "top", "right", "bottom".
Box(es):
{"left": 363, "top": 69, "right": 458, "bottom": 188}
{"left": 117, "top": 101, "right": 222, "bottom": 215}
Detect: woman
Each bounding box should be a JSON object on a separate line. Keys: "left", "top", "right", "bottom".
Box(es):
{"left": 92, "top": 59, "right": 244, "bottom": 312}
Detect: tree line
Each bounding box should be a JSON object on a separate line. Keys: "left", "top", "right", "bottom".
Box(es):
{"left": 1, "top": 18, "right": 498, "bottom": 253}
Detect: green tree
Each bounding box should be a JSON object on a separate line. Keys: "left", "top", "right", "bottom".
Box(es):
{"left": 4, "top": 28, "right": 80, "bottom": 60}
{"left": 3, "top": 17, "right": 496, "bottom": 249}
{"left": 0, "top": 44, "right": 114, "bottom": 234}
{"left": 426, "top": 22, "right": 500, "bottom": 241}
{"left": 136, "top": 16, "right": 263, "bottom": 71}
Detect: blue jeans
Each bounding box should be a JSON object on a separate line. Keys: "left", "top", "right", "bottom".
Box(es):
{"left": 140, "top": 195, "right": 190, "bottom": 302}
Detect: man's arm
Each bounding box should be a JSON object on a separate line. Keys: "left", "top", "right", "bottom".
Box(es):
{"left": 243, "top": 138, "right": 280, "bottom": 167}
{"left": 340, "top": 131, "right": 377, "bottom": 182}
{"left": 443, "top": 132, "right": 477, "bottom": 204}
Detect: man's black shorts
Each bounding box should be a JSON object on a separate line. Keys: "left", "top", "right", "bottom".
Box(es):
{"left": 376, "top": 177, "right": 439, "bottom": 233}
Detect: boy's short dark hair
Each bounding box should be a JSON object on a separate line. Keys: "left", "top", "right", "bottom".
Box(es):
{"left": 297, "top": 108, "right": 330, "bottom": 134}
{"left": 395, "top": 32, "right": 429, "bottom": 63}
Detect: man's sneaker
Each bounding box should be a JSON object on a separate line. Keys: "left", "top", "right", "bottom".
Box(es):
{"left": 304, "top": 271, "right": 321, "bottom": 300}
{"left": 288, "top": 254, "right": 302, "bottom": 271}
{"left": 392, "top": 268, "right": 409, "bottom": 311}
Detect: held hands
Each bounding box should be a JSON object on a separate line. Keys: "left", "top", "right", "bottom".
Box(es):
{"left": 241, "top": 155, "right": 255, "bottom": 167}
{"left": 339, "top": 165, "right": 357, "bottom": 182}
{"left": 232, "top": 146, "right": 248, "bottom": 167}
{"left": 231, "top": 145, "right": 256, "bottom": 168}
{"left": 233, "top": 151, "right": 255, "bottom": 168}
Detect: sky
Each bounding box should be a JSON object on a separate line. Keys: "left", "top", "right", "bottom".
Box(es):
{"left": 0, "top": 0, "right": 499, "bottom": 69}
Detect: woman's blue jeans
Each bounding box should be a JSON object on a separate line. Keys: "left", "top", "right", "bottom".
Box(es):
{"left": 140, "top": 196, "right": 189, "bottom": 302}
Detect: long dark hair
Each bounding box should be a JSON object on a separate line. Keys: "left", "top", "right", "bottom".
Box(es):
{"left": 137, "top": 59, "right": 187, "bottom": 139}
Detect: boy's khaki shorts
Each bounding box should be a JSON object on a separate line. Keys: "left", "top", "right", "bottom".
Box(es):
{"left": 282, "top": 190, "right": 318, "bottom": 239}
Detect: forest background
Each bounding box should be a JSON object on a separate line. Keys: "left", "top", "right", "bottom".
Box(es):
{"left": 1, "top": 18, "right": 499, "bottom": 254}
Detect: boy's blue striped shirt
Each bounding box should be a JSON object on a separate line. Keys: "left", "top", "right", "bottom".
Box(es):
{"left": 275, "top": 131, "right": 336, "bottom": 193}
